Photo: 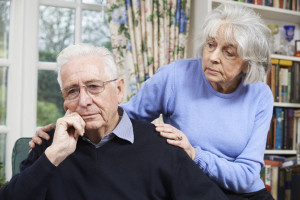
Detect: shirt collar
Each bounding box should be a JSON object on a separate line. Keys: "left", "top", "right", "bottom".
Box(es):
{"left": 113, "top": 107, "right": 134, "bottom": 144}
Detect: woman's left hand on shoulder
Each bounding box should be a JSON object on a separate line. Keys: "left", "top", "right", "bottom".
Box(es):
{"left": 155, "top": 123, "right": 196, "bottom": 160}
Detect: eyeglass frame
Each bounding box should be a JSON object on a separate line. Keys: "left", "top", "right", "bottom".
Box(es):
{"left": 61, "top": 78, "right": 118, "bottom": 100}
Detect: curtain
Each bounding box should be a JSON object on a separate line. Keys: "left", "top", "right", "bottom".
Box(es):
{"left": 107, "top": 0, "right": 190, "bottom": 101}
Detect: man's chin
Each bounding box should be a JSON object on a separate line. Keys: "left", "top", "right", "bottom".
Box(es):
{"left": 84, "top": 121, "right": 102, "bottom": 130}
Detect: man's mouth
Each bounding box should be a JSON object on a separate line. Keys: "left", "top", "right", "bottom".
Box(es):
{"left": 80, "top": 113, "right": 98, "bottom": 119}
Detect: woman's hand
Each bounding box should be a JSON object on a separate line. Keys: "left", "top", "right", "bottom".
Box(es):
{"left": 29, "top": 123, "right": 55, "bottom": 149}
{"left": 155, "top": 123, "right": 196, "bottom": 160}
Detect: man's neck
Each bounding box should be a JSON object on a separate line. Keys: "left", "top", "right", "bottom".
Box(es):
{"left": 84, "top": 114, "right": 121, "bottom": 144}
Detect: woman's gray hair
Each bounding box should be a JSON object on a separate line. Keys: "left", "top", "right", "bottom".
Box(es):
{"left": 197, "top": 3, "right": 271, "bottom": 85}
{"left": 56, "top": 43, "right": 119, "bottom": 88}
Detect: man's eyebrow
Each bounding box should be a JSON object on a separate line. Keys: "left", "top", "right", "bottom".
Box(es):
{"left": 63, "top": 84, "right": 79, "bottom": 90}
{"left": 85, "top": 79, "right": 101, "bottom": 83}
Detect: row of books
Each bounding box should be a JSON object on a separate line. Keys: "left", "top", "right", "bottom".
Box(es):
{"left": 234, "top": 0, "right": 300, "bottom": 11}
{"left": 261, "top": 157, "right": 300, "bottom": 200}
{"left": 266, "top": 59, "right": 300, "bottom": 104}
{"left": 266, "top": 108, "right": 300, "bottom": 150}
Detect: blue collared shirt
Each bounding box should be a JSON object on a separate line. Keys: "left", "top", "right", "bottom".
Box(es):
{"left": 82, "top": 107, "right": 134, "bottom": 148}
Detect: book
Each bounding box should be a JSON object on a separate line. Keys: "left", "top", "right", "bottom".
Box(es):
{"left": 278, "top": 168, "right": 286, "bottom": 200}
{"left": 265, "top": 165, "right": 272, "bottom": 192}
{"left": 273, "top": 0, "right": 279, "bottom": 7}
{"left": 271, "top": 63, "right": 276, "bottom": 101}
{"left": 265, "top": 0, "right": 273, "bottom": 6}
{"left": 285, "top": 169, "right": 292, "bottom": 200}
{"left": 282, "top": 157, "right": 298, "bottom": 168}
{"left": 274, "top": 108, "right": 284, "bottom": 149}
{"left": 271, "top": 165, "right": 279, "bottom": 199}
{"left": 264, "top": 155, "right": 287, "bottom": 162}
{"left": 253, "top": 0, "right": 262, "bottom": 4}
{"left": 291, "top": 174, "right": 300, "bottom": 200}
{"left": 264, "top": 159, "right": 283, "bottom": 167}
{"left": 287, "top": 109, "right": 295, "bottom": 150}
{"left": 293, "top": 62, "right": 299, "bottom": 103}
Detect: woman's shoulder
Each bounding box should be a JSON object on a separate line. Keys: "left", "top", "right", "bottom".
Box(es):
{"left": 158, "top": 58, "right": 201, "bottom": 72}
{"left": 246, "top": 81, "right": 274, "bottom": 102}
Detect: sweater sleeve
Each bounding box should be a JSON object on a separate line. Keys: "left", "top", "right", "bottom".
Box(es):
{"left": 121, "top": 63, "right": 174, "bottom": 122}
{"left": 0, "top": 137, "right": 56, "bottom": 200}
{"left": 193, "top": 89, "right": 274, "bottom": 193}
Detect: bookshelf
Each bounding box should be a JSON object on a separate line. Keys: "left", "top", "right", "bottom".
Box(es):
{"left": 188, "top": 0, "right": 300, "bottom": 199}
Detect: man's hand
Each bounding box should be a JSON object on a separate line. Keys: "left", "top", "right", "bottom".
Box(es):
{"left": 29, "top": 124, "right": 55, "bottom": 149}
{"left": 45, "top": 110, "right": 85, "bottom": 166}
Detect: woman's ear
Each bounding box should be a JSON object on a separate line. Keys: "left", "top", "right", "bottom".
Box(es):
{"left": 242, "top": 62, "right": 248, "bottom": 74}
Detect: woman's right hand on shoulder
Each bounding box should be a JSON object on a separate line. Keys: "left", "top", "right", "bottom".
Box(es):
{"left": 29, "top": 123, "right": 55, "bottom": 149}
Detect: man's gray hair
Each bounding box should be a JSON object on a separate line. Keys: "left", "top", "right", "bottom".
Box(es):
{"left": 56, "top": 43, "right": 119, "bottom": 88}
{"left": 197, "top": 3, "right": 271, "bottom": 85}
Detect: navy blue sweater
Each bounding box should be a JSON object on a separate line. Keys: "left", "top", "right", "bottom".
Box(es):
{"left": 0, "top": 119, "right": 228, "bottom": 199}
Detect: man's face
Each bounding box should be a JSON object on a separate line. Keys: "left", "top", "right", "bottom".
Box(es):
{"left": 61, "top": 55, "right": 124, "bottom": 133}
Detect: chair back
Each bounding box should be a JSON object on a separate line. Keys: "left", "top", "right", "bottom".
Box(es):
{"left": 11, "top": 137, "right": 31, "bottom": 176}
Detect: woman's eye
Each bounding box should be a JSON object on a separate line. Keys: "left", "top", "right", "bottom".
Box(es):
{"left": 225, "top": 51, "right": 233, "bottom": 57}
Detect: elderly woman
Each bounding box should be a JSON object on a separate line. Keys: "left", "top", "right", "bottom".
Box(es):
{"left": 123, "top": 3, "right": 274, "bottom": 199}
{"left": 31, "top": 3, "right": 274, "bottom": 199}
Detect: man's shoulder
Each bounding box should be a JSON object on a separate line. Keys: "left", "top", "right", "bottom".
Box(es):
{"left": 130, "top": 118, "right": 156, "bottom": 136}
{"left": 129, "top": 118, "right": 181, "bottom": 152}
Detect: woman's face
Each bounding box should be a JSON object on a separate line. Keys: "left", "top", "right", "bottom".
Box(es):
{"left": 202, "top": 26, "right": 247, "bottom": 94}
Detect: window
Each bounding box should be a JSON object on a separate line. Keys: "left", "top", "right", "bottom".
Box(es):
{"left": 0, "top": 0, "right": 10, "bottom": 177}
{"left": 37, "top": 0, "right": 111, "bottom": 127}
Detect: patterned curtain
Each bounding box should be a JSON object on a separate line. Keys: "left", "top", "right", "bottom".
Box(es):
{"left": 107, "top": 0, "right": 190, "bottom": 101}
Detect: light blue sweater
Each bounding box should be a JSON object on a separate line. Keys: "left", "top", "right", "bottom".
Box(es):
{"left": 121, "top": 58, "right": 273, "bottom": 193}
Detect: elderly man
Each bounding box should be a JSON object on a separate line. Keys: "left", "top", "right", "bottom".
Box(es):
{"left": 0, "top": 44, "right": 228, "bottom": 200}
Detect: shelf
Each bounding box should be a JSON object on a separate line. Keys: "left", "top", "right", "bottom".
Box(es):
{"left": 271, "top": 54, "right": 300, "bottom": 62}
{"left": 274, "top": 102, "right": 300, "bottom": 108}
{"left": 212, "top": 0, "right": 300, "bottom": 24}
{"left": 265, "top": 150, "right": 297, "bottom": 155}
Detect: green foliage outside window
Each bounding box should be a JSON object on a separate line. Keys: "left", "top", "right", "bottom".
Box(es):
{"left": 39, "top": 50, "right": 58, "bottom": 63}
{"left": 0, "top": 85, "right": 6, "bottom": 125}
{"left": 37, "top": 101, "right": 63, "bottom": 126}
{"left": 0, "top": 162, "right": 8, "bottom": 188}
{"left": 37, "top": 70, "right": 64, "bottom": 126}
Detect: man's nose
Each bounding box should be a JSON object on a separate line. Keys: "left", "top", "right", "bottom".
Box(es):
{"left": 78, "top": 86, "right": 93, "bottom": 106}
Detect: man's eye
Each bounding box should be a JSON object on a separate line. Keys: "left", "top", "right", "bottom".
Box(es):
{"left": 87, "top": 84, "right": 100, "bottom": 89}
{"left": 67, "top": 88, "right": 78, "bottom": 95}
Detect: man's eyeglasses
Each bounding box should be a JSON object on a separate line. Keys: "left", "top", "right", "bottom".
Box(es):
{"left": 61, "top": 79, "right": 118, "bottom": 100}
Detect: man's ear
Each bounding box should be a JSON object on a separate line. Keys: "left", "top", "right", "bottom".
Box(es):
{"left": 116, "top": 78, "right": 124, "bottom": 104}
